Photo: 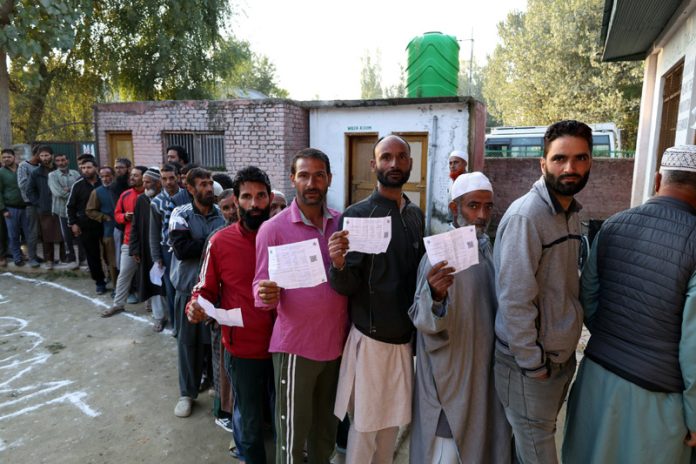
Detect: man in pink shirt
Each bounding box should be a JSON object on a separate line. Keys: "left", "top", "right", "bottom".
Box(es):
{"left": 254, "top": 148, "right": 349, "bottom": 464}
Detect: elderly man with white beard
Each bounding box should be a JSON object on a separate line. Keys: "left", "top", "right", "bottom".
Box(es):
{"left": 408, "top": 172, "right": 513, "bottom": 464}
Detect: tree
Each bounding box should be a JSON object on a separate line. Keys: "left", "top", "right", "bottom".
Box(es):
{"left": 0, "top": 0, "right": 87, "bottom": 146}
{"left": 482, "top": 0, "right": 643, "bottom": 147}
{"left": 213, "top": 37, "right": 288, "bottom": 99}
{"left": 360, "top": 50, "right": 383, "bottom": 99}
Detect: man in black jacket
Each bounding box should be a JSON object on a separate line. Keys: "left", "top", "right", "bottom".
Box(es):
{"left": 27, "top": 146, "right": 63, "bottom": 270}
{"left": 328, "top": 134, "right": 425, "bottom": 463}
{"left": 67, "top": 158, "right": 107, "bottom": 294}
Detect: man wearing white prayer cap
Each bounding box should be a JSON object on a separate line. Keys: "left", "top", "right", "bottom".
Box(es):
{"left": 448, "top": 150, "right": 468, "bottom": 181}
{"left": 409, "top": 170, "right": 513, "bottom": 463}
{"left": 562, "top": 144, "right": 696, "bottom": 463}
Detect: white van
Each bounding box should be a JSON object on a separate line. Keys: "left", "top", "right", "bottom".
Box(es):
{"left": 485, "top": 123, "right": 622, "bottom": 157}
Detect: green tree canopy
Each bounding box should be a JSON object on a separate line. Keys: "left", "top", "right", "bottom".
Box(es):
{"left": 482, "top": 0, "right": 643, "bottom": 147}
{"left": 360, "top": 50, "right": 383, "bottom": 99}
{"left": 1, "top": 0, "right": 287, "bottom": 145}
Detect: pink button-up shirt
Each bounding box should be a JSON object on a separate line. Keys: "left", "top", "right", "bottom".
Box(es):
{"left": 253, "top": 199, "right": 349, "bottom": 361}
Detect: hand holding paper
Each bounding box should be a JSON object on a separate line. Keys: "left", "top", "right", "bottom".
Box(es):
{"left": 267, "top": 238, "right": 327, "bottom": 289}
{"left": 197, "top": 296, "right": 244, "bottom": 327}
{"left": 343, "top": 216, "right": 392, "bottom": 254}
{"left": 424, "top": 225, "right": 479, "bottom": 274}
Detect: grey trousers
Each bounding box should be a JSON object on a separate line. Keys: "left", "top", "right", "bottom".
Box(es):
{"left": 25, "top": 205, "right": 39, "bottom": 260}
{"left": 494, "top": 349, "right": 576, "bottom": 464}
{"left": 113, "top": 245, "right": 138, "bottom": 307}
{"left": 176, "top": 291, "right": 210, "bottom": 398}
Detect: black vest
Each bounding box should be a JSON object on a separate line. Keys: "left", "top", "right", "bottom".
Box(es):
{"left": 585, "top": 196, "right": 696, "bottom": 393}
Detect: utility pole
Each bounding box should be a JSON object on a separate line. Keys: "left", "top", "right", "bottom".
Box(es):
{"left": 459, "top": 30, "right": 475, "bottom": 96}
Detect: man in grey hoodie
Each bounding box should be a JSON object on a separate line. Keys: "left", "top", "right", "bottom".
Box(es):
{"left": 493, "top": 120, "right": 592, "bottom": 464}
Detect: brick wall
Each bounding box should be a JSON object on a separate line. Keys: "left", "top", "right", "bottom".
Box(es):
{"left": 483, "top": 158, "right": 635, "bottom": 232}
{"left": 94, "top": 99, "right": 309, "bottom": 197}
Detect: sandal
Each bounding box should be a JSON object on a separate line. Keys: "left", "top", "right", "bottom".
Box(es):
{"left": 152, "top": 319, "right": 165, "bottom": 332}
{"left": 101, "top": 306, "right": 125, "bottom": 318}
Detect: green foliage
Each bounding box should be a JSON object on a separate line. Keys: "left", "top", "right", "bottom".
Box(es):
{"left": 213, "top": 37, "right": 288, "bottom": 99}
{"left": 1, "top": 0, "right": 287, "bottom": 144}
{"left": 482, "top": 0, "right": 643, "bottom": 147}
{"left": 360, "top": 50, "right": 383, "bottom": 99}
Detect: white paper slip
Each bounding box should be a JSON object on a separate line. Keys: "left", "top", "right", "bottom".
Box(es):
{"left": 197, "top": 296, "right": 244, "bottom": 327}
{"left": 149, "top": 263, "right": 165, "bottom": 286}
{"left": 343, "top": 216, "right": 392, "bottom": 254}
{"left": 267, "top": 238, "right": 327, "bottom": 290}
{"left": 423, "top": 225, "right": 479, "bottom": 274}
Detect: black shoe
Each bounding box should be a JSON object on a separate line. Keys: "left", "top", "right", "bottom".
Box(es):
{"left": 14, "top": 259, "right": 25, "bottom": 267}
{"left": 96, "top": 283, "right": 108, "bottom": 295}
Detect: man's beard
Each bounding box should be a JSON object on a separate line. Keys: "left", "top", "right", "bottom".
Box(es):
{"left": 544, "top": 171, "right": 590, "bottom": 197}
{"left": 449, "top": 171, "right": 462, "bottom": 181}
{"left": 239, "top": 205, "right": 270, "bottom": 231}
{"left": 145, "top": 188, "right": 157, "bottom": 198}
{"left": 195, "top": 191, "right": 215, "bottom": 207}
{"left": 376, "top": 167, "right": 411, "bottom": 188}
{"left": 454, "top": 212, "right": 489, "bottom": 238}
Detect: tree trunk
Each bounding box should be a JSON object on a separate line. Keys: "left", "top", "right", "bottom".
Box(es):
{"left": 23, "top": 60, "right": 55, "bottom": 143}
{"left": 0, "top": 47, "right": 11, "bottom": 146}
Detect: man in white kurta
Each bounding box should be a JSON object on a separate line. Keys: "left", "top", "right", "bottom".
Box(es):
{"left": 409, "top": 172, "right": 512, "bottom": 464}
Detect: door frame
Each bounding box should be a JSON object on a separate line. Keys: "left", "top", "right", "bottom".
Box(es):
{"left": 345, "top": 132, "right": 379, "bottom": 208}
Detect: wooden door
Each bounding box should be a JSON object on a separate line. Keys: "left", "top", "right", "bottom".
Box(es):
{"left": 108, "top": 132, "right": 134, "bottom": 166}
{"left": 394, "top": 132, "right": 428, "bottom": 210}
{"left": 348, "top": 134, "right": 378, "bottom": 206}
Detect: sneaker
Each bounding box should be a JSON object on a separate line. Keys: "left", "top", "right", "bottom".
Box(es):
{"left": 229, "top": 446, "right": 243, "bottom": 460}
{"left": 214, "top": 417, "right": 234, "bottom": 432}
{"left": 13, "top": 259, "right": 25, "bottom": 267}
{"left": 41, "top": 262, "right": 53, "bottom": 270}
{"left": 174, "top": 396, "right": 193, "bottom": 417}
{"left": 127, "top": 293, "right": 138, "bottom": 304}
{"left": 29, "top": 259, "right": 40, "bottom": 268}
{"left": 96, "top": 283, "right": 108, "bottom": 295}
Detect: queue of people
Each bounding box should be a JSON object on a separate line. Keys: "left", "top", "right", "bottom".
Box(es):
{"left": 1, "top": 121, "right": 695, "bottom": 464}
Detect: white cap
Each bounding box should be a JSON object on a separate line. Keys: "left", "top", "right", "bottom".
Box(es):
{"left": 213, "top": 181, "right": 223, "bottom": 197}
{"left": 450, "top": 172, "right": 493, "bottom": 201}
{"left": 448, "top": 150, "right": 468, "bottom": 162}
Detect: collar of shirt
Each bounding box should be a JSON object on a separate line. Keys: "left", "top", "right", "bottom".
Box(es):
{"left": 289, "top": 198, "right": 332, "bottom": 235}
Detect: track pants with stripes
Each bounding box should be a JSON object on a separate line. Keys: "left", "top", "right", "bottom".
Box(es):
{"left": 272, "top": 353, "right": 340, "bottom": 464}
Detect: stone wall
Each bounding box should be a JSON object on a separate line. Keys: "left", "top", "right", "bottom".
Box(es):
{"left": 483, "top": 158, "right": 635, "bottom": 232}
{"left": 94, "top": 99, "right": 309, "bottom": 195}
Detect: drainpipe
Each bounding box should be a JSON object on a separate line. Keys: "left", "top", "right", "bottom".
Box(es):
{"left": 425, "top": 115, "right": 438, "bottom": 234}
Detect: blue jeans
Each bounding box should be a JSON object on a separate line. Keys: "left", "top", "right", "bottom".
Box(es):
{"left": 494, "top": 349, "right": 576, "bottom": 464}
{"left": 5, "top": 207, "right": 31, "bottom": 262}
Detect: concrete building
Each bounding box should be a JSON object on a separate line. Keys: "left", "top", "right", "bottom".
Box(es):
{"left": 93, "top": 97, "right": 485, "bottom": 233}
{"left": 600, "top": 0, "right": 696, "bottom": 205}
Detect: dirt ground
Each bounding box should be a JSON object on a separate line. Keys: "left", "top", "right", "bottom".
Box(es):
{"left": 0, "top": 270, "right": 238, "bottom": 463}
{"left": 0, "top": 269, "right": 581, "bottom": 463}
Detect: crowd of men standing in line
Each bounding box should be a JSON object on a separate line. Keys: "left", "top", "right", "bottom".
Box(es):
{"left": 1, "top": 120, "right": 695, "bottom": 464}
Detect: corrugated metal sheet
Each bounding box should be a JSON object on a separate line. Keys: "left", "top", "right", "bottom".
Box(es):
{"left": 601, "top": 0, "right": 684, "bottom": 61}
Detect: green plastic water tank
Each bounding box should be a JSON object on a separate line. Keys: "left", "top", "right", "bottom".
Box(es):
{"left": 406, "top": 32, "right": 460, "bottom": 98}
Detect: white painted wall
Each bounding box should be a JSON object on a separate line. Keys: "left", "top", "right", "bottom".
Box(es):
{"left": 634, "top": 10, "right": 696, "bottom": 204}
{"left": 309, "top": 102, "right": 470, "bottom": 233}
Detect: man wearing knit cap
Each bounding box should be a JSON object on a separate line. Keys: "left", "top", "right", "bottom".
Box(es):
{"left": 270, "top": 189, "right": 287, "bottom": 217}
{"left": 562, "top": 145, "right": 696, "bottom": 464}
{"left": 130, "top": 167, "right": 167, "bottom": 330}
{"left": 409, "top": 172, "right": 512, "bottom": 463}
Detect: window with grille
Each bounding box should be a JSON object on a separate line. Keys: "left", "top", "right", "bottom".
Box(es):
{"left": 162, "top": 132, "right": 226, "bottom": 170}
{"left": 657, "top": 60, "right": 684, "bottom": 171}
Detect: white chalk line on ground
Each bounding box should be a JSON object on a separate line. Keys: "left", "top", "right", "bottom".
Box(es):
{"left": 0, "top": 315, "right": 101, "bottom": 428}
{"left": 1, "top": 272, "right": 173, "bottom": 335}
